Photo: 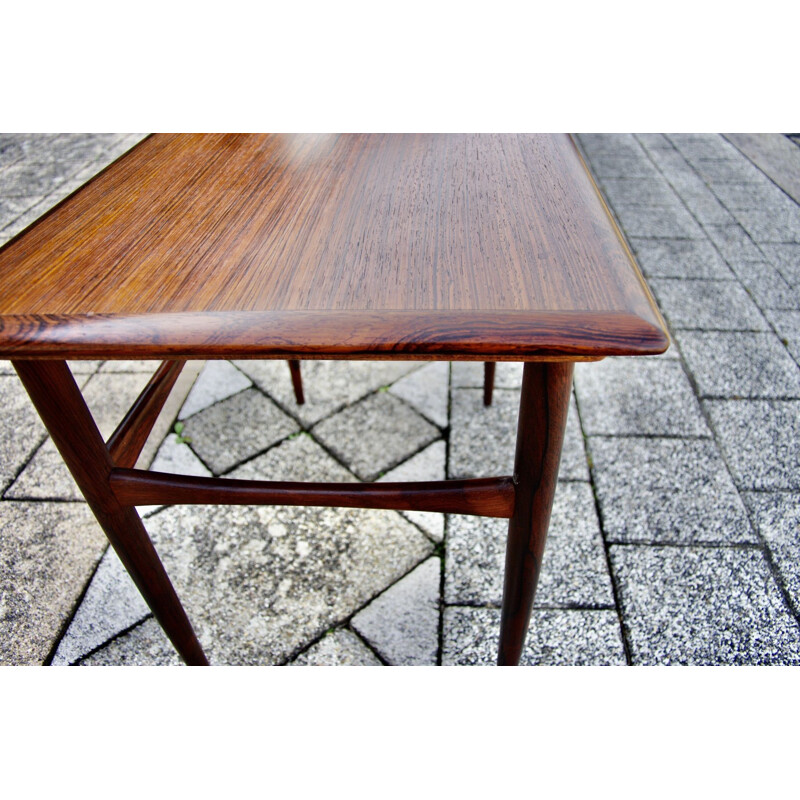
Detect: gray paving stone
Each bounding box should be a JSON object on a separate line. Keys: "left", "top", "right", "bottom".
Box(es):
{"left": 98, "top": 360, "right": 162, "bottom": 373}
{"left": 0, "top": 135, "right": 23, "bottom": 168}
{"left": 0, "top": 502, "right": 106, "bottom": 665}
{"left": 585, "top": 152, "right": 660, "bottom": 179}
{"left": 649, "top": 278, "right": 768, "bottom": 330}
{"left": 379, "top": 441, "right": 446, "bottom": 542}
{"left": 742, "top": 492, "right": 800, "bottom": 612}
{"left": 693, "top": 158, "right": 766, "bottom": 185}
{"left": 442, "top": 607, "right": 626, "bottom": 666}
{"left": 598, "top": 177, "right": 681, "bottom": 208}
{"left": 573, "top": 358, "right": 709, "bottom": 436}
{"left": 0, "top": 375, "right": 47, "bottom": 495}
{"left": 184, "top": 387, "right": 300, "bottom": 474}
{"left": 711, "top": 181, "right": 792, "bottom": 212}
{"left": 628, "top": 238, "right": 733, "bottom": 279}
{"left": 451, "top": 361, "right": 523, "bottom": 388}
{"left": 67, "top": 361, "right": 101, "bottom": 375}
{"left": 234, "top": 359, "right": 418, "bottom": 426}
{"left": 352, "top": 557, "right": 440, "bottom": 665}
{"left": 291, "top": 629, "right": 382, "bottom": 666}
{"left": 635, "top": 133, "right": 674, "bottom": 151}
{"left": 229, "top": 431, "right": 354, "bottom": 482}
{"left": 143, "top": 502, "right": 432, "bottom": 665}
{"left": 0, "top": 160, "right": 71, "bottom": 196}
{"left": 51, "top": 547, "right": 149, "bottom": 665}
{"left": 5, "top": 438, "right": 82, "bottom": 501}
{"left": 81, "top": 371, "right": 152, "bottom": 439}
{"left": 589, "top": 437, "right": 754, "bottom": 545}
{"left": 765, "top": 310, "right": 800, "bottom": 363}
{"left": 449, "top": 388, "right": 587, "bottom": 480}
{"left": 610, "top": 204, "right": 705, "bottom": 240}
{"left": 759, "top": 243, "right": 800, "bottom": 290}
{"left": 673, "top": 182, "right": 735, "bottom": 226}
{"left": 731, "top": 206, "right": 800, "bottom": 244}
{"left": 577, "top": 133, "right": 644, "bottom": 158}
{"left": 705, "top": 400, "right": 800, "bottom": 490}
{"left": 0, "top": 195, "right": 38, "bottom": 227}
{"left": 611, "top": 545, "right": 800, "bottom": 665}
{"left": 703, "top": 224, "right": 763, "bottom": 265}
{"left": 388, "top": 361, "right": 449, "bottom": 428}
{"left": 728, "top": 260, "right": 799, "bottom": 311}
{"left": 79, "top": 618, "right": 182, "bottom": 666}
{"left": 312, "top": 391, "right": 439, "bottom": 481}
{"left": 668, "top": 133, "right": 740, "bottom": 162}
{"left": 678, "top": 331, "right": 800, "bottom": 398}
{"left": 178, "top": 360, "right": 252, "bottom": 419}
{"left": 445, "top": 482, "right": 613, "bottom": 607}
{"left": 32, "top": 133, "right": 121, "bottom": 164}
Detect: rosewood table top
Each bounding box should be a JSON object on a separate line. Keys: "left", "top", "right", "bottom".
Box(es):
{"left": 0, "top": 133, "right": 668, "bottom": 361}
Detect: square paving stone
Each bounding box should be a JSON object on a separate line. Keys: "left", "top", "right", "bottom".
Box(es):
{"left": 585, "top": 152, "right": 660, "bottom": 179}
{"left": 78, "top": 618, "right": 182, "bottom": 666}
{"left": 649, "top": 278, "right": 768, "bottom": 331}
{"left": 611, "top": 204, "right": 705, "bottom": 240}
{"left": 0, "top": 502, "right": 106, "bottom": 665}
{"left": 0, "top": 160, "right": 72, "bottom": 196}
{"left": 0, "top": 375, "right": 48, "bottom": 495}
{"left": 678, "top": 331, "right": 800, "bottom": 398}
{"left": 81, "top": 371, "right": 153, "bottom": 439}
{"left": 668, "top": 133, "right": 740, "bottom": 161}
{"left": 693, "top": 158, "right": 766, "bottom": 185}
{"left": 734, "top": 261, "right": 799, "bottom": 311}
{"left": 183, "top": 387, "right": 300, "bottom": 474}
{"left": 4, "top": 438, "right": 82, "bottom": 501}
{"left": 290, "top": 629, "right": 382, "bottom": 666}
{"left": 448, "top": 388, "right": 587, "bottom": 480}
{"left": 451, "top": 361, "right": 523, "bottom": 388}
{"left": 730, "top": 206, "right": 800, "bottom": 244}
{"left": 703, "top": 224, "right": 764, "bottom": 266}
{"left": 352, "top": 557, "right": 440, "bottom": 665}
{"left": 442, "top": 607, "right": 626, "bottom": 666}
{"left": 311, "top": 391, "right": 439, "bottom": 481}
{"left": 573, "top": 358, "right": 709, "bottom": 437}
{"left": 388, "top": 361, "right": 449, "bottom": 428}
{"left": 705, "top": 400, "right": 800, "bottom": 490}
{"left": 379, "top": 441, "right": 446, "bottom": 542}
{"left": 143, "top": 502, "right": 433, "bottom": 665}
{"left": 711, "top": 181, "right": 791, "bottom": 212}
{"left": 742, "top": 492, "right": 800, "bottom": 613}
{"left": 635, "top": 133, "right": 674, "bottom": 151}
{"left": 577, "top": 133, "right": 644, "bottom": 158}
{"left": 178, "top": 360, "right": 252, "bottom": 419}
{"left": 673, "top": 183, "right": 735, "bottom": 226}
{"left": 610, "top": 545, "right": 800, "bottom": 665}
{"left": 445, "top": 482, "right": 613, "bottom": 608}
{"left": 234, "top": 359, "right": 418, "bottom": 426}
{"left": 598, "top": 178, "right": 682, "bottom": 208}
{"left": 759, "top": 243, "right": 800, "bottom": 289}
{"left": 765, "top": 310, "right": 800, "bottom": 363}
{"left": 51, "top": 547, "right": 150, "bottom": 665}
{"left": 628, "top": 238, "right": 733, "bottom": 279}
{"left": 588, "top": 437, "right": 754, "bottom": 545}
{"left": 98, "top": 360, "right": 163, "bottom": 373}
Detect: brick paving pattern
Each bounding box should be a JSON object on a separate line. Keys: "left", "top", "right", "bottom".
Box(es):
{"left": 1, "top": 133, "right": 799, "bottom": 665}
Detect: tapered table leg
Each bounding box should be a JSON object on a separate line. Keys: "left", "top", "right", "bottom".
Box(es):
{"left": 483, "top": 362, "right": 496, "bottom": 406}
{"left": 13, "top": 360, "right": 208, "bottom": 666}
{"left": 497, "top": 361, "right": 574, "bottom": 665}
{"left": 287, "top": 359, "right": 305, "bottom": 405}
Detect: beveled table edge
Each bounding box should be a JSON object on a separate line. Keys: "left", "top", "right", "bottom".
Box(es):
{"left": 0, "top": 309, "right": 669, "bottom": 361}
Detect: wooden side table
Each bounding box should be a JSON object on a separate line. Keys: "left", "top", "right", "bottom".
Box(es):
{"left": 0, "top": 134, "right": 668, "bottom": 665}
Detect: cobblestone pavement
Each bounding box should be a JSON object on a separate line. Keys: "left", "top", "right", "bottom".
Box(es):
{"left": 1, "top": 133, "right": 799, "bottom": 665}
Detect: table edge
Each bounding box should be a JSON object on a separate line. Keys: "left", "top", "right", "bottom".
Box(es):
{"left": 0, "top": 310, "right": 670, "bottom": 360}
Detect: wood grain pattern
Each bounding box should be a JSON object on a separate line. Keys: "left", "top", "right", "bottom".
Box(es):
{"left": 107, "top": 359, "right": 185, "bottom": 468}
{"left": 498, "top": 361, "right": 573, "bottom": 666}
{"left": 110, "top": 470, "right": 516, "bottom": 519}
{"left": 0, "top": 134, "right": 668, "bottom": 360}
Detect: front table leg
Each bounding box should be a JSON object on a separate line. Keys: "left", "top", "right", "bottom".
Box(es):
{"left": 13, "top": 360, "right": 208, "bottom": 666}
{"left": 498, "top": 362, "right": 574, "bottom": 665}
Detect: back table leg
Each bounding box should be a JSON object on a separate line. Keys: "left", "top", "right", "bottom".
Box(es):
{"left": 13, "top": 360, "right": 208, "bottom": 666}
{"left": 498, "top": 361, "right": 574, "bottom": 666}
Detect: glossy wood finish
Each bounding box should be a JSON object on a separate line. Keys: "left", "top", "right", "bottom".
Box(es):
{"left": 110, "top": 470, "right": 515, "bottom": 518}
{"left": 107, "top": 359, "right": 185, "bottom": 468}
{"left": 0, "top": 134, "right": 668, "bottom": 360}
{"left": 483, "top": 362, "right": 496, "bottom": 406}
{"left": 12, "top": 360, "right": 208, "bottom": 665}
{"left": 287, "top": 360, "right": 304, "bottom": 404}
{"left": 498, "top": 361, "right": 574, "bottom": 666}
